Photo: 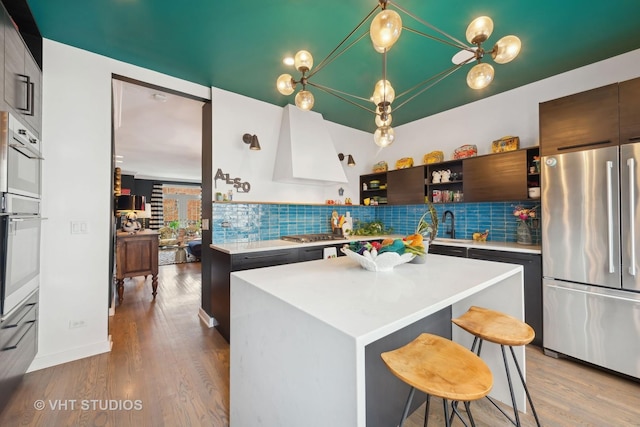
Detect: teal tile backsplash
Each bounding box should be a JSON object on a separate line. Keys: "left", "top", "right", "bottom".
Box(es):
{"left": 212, "top": 201, "right": 540, "bottom": 244}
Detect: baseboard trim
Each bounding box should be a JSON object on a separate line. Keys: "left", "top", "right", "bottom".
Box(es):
{"left": 198, "top": 307, "right": 216, "bottom": 328}
{"left": 27, "top": 338, "right": 112, "bottom": 372}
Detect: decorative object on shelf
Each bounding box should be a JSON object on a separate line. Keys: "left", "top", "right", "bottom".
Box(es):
{"left": 423, "top": 151, "right": 444, "bottom": 164}
{"left": 372, "top": 161, "right": 388, "bottom": 173}
{"left": 528, "top": 187, "right": 541, "bottom": 198}
{"left": 491, "top": 135, "right": 520, "bottom": 153}
{"left": 116, "top": 194, "right": 146, "bottom": 234}
{"left": 533, "top": 156, "right": 540, "bottom": 173}
{"left": 395, "top": 157, "right": 414, "bottom": 169}
{"left": 275, "top": 2, "right": 521, "bottom": 148}
{"left": 432, "top": 170, "right": 441, "bottom": 183}
{"left": 338, "top": 153, "right": 356, "bottom": 166}
{"left": 473, "top": 230, "right": 490, "bottom": 241}
{"left": 242, "top": 133, "right": 261, "bottom": 151}
{"left": 513, "top": 205, "right": 538, "bottom": 245}
{"left": 453, "top": 144, "right": 478, "bottom": 159}
{"left": 369, "top": 179, "right": 380, "bottom": 188}
{"left": 440, "top": 169, "right": 451, "bottom": 182}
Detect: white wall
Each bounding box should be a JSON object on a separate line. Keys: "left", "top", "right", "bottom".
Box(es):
{"left": 32, "top": 40, "right": 210, "bottom": 371}
{"left": 210, "top": 88, "right": 375, "bottom": 204}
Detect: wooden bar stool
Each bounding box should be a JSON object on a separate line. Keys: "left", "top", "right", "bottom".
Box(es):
{"left": 452, "top": 306, "right": 541, "bottom": 427}
{"left": 381, "top": 333, "right": 493, "bottom": 427}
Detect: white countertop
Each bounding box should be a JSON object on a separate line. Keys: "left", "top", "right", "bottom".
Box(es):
{"left": 212, "top": 235, "right": 541, "bottom": 255}
{"left": 231, "top": 254, "right": 522, "bottom": 345}
{"left": 210, "top": 235, "right": 397, "bottom": 254}
{"left": 432, "top": 238, "right": 542, "bottom": 254}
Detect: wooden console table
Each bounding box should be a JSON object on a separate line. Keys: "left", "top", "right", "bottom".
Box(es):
{"left": 115, "top": 230, "right": 159, "bottom": 304}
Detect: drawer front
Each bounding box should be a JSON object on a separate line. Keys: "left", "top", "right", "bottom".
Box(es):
{"left": 232, "top": 249, "right": 299, "bottom": 271}
{"left": 0, "top": 291, "right": 38, "bottom": 408}
{"left": 429, "top": 244, "right": 467, "bottom": 257}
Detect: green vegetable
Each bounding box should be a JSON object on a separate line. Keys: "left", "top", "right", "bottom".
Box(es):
{"left": 351, "top": 220, "right": 394, "bottom": 236}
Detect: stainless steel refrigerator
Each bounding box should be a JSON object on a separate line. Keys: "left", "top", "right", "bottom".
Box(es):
{"left": 542, "top": 144, "right": 640, "bottom": 379}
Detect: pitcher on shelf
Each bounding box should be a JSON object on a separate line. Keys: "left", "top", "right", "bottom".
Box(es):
{"left": 432, "top": 170, "right": 441, "bottom": 183}
{"left": 441, "top": 169, "right": 451, "bottom": 182}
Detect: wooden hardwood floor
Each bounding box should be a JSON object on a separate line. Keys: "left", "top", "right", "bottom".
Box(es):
{"left": 0, "top": 263, "right": 638, "bottom": 426}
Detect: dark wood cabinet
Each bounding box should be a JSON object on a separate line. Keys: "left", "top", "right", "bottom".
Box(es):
{"left": 1, "top": 5, "right": 42, "bottom": 137}
{"left": 539, "top": 83, "right": 619, "bottom": 156}
{"left": 359, "top": 172, "right": 387, "bottom": 205}
{"left": 115, "top": 231, "right": 159, "bottom": 304}
{"left": 0, "top": 290, "right": 38, "bottom": 412}
{"left": 467, "top": 249, "right": 543, "bottom": 347}
{"left": 463, "top": 150, "right": 528, "bottom": 202}
{"left": 619, "top": 77, "right": 640, "bottom": 145}
{"left": 387, "top": 166, "right": 425, "bottom": 205}
{"left": 211, "top": 243, "right": 347, "bottom": 342}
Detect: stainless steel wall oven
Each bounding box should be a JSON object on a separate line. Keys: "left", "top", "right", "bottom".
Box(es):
{"left": 0, "top": 110, "right": 42, "bottom": 318}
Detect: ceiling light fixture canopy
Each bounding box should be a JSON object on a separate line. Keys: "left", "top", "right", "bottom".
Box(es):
{"left": 276, "top": 1, "right": 521, "bottom": 147}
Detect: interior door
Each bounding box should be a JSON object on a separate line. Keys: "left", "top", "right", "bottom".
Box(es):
{"left": 541, "top": 146, "right": 621, "bottom": 288}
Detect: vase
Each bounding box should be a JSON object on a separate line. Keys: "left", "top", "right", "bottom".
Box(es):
{"left": 516, "top": 220, "right": 533, "bottom": 245}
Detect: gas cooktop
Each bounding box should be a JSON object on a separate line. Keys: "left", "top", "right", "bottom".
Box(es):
{"left": 280, "top": 233, "right": 346, "bottom": 243}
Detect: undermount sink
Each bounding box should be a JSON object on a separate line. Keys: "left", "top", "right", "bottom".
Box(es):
{"left": 433, "top": 238, "right": 475, "bottom": 244}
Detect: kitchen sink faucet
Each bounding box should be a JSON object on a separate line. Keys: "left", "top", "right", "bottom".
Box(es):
{"left": 442, "top": 210, "right": 455, "bottom": 239}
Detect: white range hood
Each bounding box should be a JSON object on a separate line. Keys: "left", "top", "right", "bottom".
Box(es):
{"left": 273, "top": 105, "right": 348, "bottom": 185}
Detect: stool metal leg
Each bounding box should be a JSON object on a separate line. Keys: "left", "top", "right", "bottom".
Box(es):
{"left": 509, "top": 346, "right": 541, "bottom": 427}
{"left": 500, "top": 344, "right": 522, "bottom": 426}
{"left": 423, "top": 395, "right": 431, "bottom": 427}
{"left": 442, "top": 398, "right": 451, "bottom": 427}
{"left": 399, "top": 387, "right": 416, "bottom": 427}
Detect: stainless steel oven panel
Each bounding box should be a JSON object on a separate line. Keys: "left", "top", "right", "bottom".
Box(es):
{"left": 3, "top": 193, "right": 39, "bottom": 215}
{"left": 1, "top": 214, "right": 41, "bottom": 316}
{"left": 0, "top": 111, "right": 42, "bottom": 199}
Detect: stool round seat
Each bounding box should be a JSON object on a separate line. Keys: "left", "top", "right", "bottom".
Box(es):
{"left": 452, "top": 306, "right": 534, "bottom": 347}
{"left": 381, "top": 333, "right": 493, "bottom": 402}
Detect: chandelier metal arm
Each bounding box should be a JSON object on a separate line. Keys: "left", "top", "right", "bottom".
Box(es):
{"left": 306, "top": 81, "right": 377, "bottom": 115}
{"left": 402, "top": 26, "right": 471, "bottom": 52}
{"left": 311, "top": 4, "right": 381, "bottom": 77}
{"left": 391, "top": 2, "right": 468, "bottom": 50}
{"left": 309, "top": 31, "right": 370, "bottom": 78}
{"left": 393, "top": 59, "right": 472, "bottom": 113}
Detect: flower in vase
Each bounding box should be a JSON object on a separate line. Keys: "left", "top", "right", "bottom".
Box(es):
{"left": 513, "top": 205, "right": 539, "bottom": 221}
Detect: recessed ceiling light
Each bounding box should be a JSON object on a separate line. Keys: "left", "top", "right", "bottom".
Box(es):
{"left": 152, "top": 93, "right": 167, "bottom": 102}
{"left": 283, "top": 57, "right": 294, "bottom": 66}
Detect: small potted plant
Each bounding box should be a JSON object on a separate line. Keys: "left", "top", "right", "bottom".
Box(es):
{"left": 410, "top": 201, "right": 439, "bottom": 263}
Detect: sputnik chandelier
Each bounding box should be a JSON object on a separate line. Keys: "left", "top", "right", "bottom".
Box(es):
{"left": 276, "top": 0, "right": 521, "bottom": 147}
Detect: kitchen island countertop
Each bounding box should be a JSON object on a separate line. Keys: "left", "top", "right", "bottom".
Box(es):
{"left": 230, "top": 254, "right": 526, "bottom": 426}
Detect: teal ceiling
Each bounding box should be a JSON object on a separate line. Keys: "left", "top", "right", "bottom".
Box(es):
{"left": 26, "top": 0, "right": 640, "bottom": 132}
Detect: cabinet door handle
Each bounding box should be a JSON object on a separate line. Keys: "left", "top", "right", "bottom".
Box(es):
{"left": 557, "top": 140, "right": 612, "bottom": 151}
{"left": 606, "top": 160, "right": 615, "bottom": 274}
{"left": 17, "top": 74, "right": 32, "bottom": 114}
{"left": 27, "top": 81, "right": 35, "bottom": 116}
{"left": 2, "top": 320, "right": 36, "bottom": 351}
{"left": 1, "top": 302, "right": 36, "bottom": 329}
{"left": 628, "top": 157, "right": 636, "bottom": 276}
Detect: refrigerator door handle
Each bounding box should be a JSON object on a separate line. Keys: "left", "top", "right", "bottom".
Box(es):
{"left": 606, "top": 160, "right": 615, "bottom": 274}
{"left": 628, "top": 158, "right": 637, "bottom": 276}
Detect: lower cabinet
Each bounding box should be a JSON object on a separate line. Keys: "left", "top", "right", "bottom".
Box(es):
{"left": 429, "top": 244, "right": 468, "bottom": 258}
{"left": 467, "top": 249, "right": 543, "bottom": 347}
{"left": 0, "top": 290, "right": 38, "bottom": 412}
{"left": 428, "top": 246, "right": 542, "bottom": 346}
{"left": 211, "top": 244, "right": 347, "bottom": 342}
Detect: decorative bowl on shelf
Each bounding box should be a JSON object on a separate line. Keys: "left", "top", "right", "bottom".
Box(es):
{"left": 341, "top": 248, "right": 415, "bottom": 272}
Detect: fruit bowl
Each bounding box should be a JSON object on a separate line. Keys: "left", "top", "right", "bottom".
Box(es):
{"left": 341, "top": 248, "right": 415, "bottom": 272}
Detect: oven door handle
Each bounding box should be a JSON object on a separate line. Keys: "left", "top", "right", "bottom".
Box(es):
{"left": 9, "top": 141, "right": 44, "bottom": 160}
{"left": 9, "top": 216, "right": 43, "bottom": 222}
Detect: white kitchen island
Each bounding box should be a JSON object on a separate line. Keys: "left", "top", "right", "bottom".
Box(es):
{"left": 230, "top": 254, "right": 526, "bottom": 427}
